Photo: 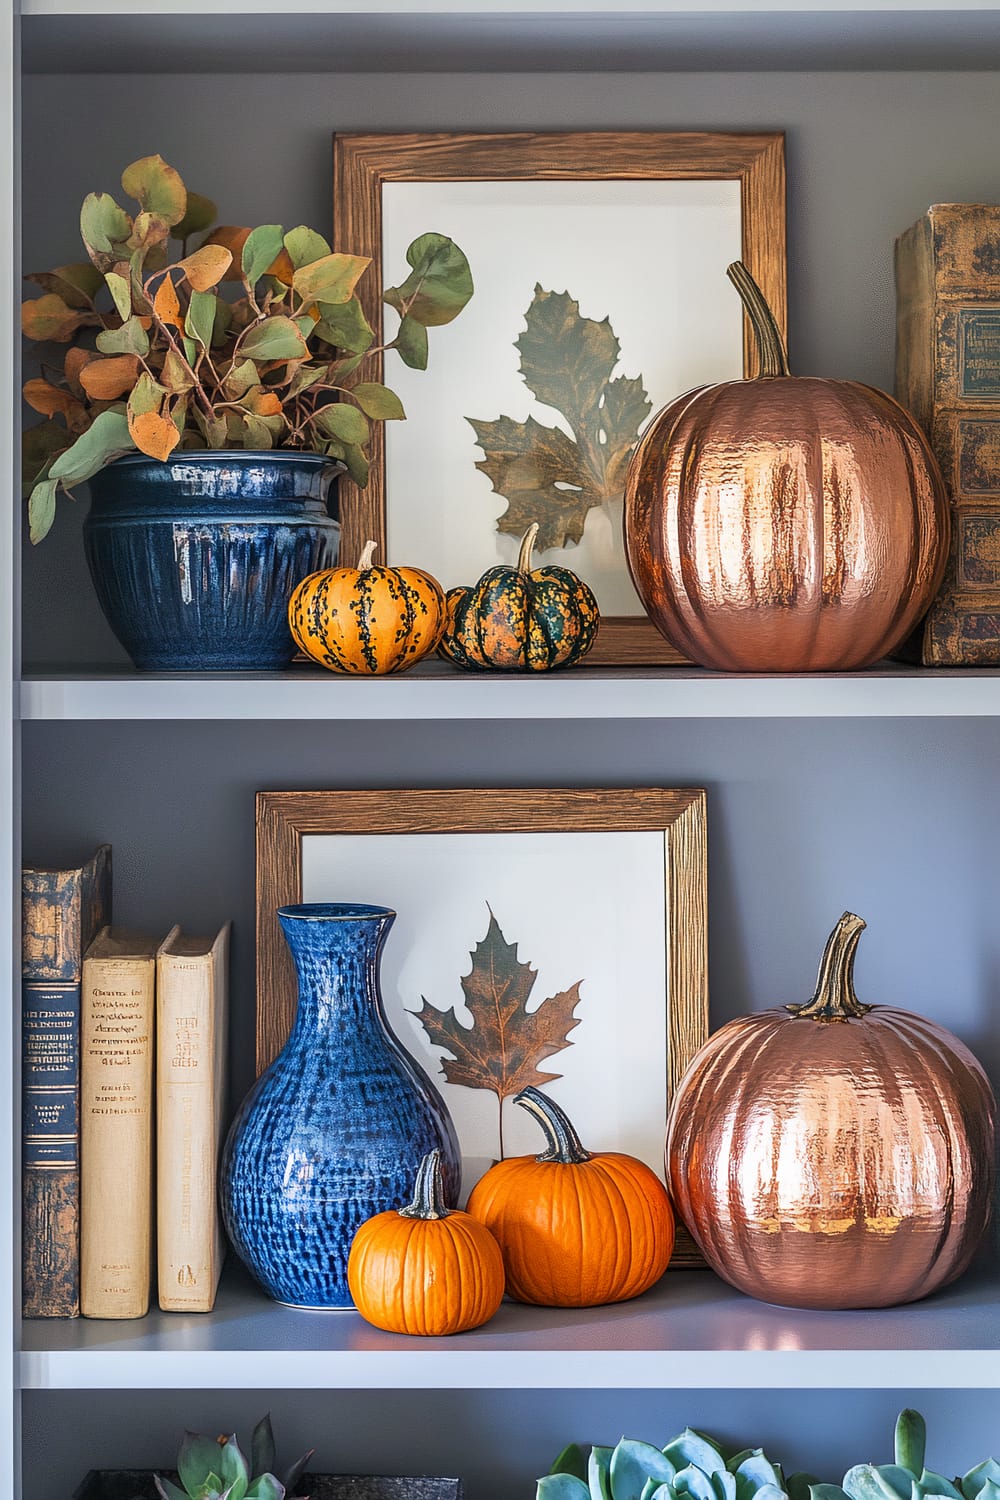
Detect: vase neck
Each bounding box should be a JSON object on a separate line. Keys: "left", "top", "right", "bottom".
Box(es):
{"left": 278, "top": 905, "right": 394, "bottom": 1035}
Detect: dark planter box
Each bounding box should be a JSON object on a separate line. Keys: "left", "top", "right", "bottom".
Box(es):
{"left": 75, "top": 1473, "right": 462, "bottom": 1500}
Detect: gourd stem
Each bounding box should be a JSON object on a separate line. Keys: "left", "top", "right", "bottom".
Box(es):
{"left": 517, "top": 523, "right": 539, "bottom": 577}
{"left": 787, "top": 911, "right": 872, "bottom": 1020}
{"left": 514, "top": 1085, "right": 591, "bottom": 1164}
{"left": 398, "top": 1149, "right": 452, "bottom": 1219}
{"left": 726, "top": 261, "right": 791, "bottom": 379}
{"left": 358, "top": 539, "right": 378, "bottom": 570}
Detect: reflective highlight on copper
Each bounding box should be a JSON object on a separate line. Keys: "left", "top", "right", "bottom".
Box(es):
{"left": 666, "top": 915, "right": 995, "bottom": 1309}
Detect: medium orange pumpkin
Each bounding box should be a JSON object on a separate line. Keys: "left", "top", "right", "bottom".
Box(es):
{"left": 289, "top": 539, "right": 446, "bottom": 674}
{"left": 624, "top": 262, "right": 949, "bottom": 672}
{"left": 666, "top": 912, "right": 996, "bottom": 1309}
{"left": 347, "top": 1149, "right": 505, "bottom": 1336}
{"left": 465, "top": 1086, "right": 674, "bottom": 1307}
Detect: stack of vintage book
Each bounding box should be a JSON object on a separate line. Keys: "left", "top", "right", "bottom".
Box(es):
{"left": 22, "top": 844, "right": 230, "bottom": 1320}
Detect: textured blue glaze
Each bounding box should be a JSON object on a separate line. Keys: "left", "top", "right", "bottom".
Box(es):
{"left": 83, "top": 452, "right": 341, "bottom": 670}
{"left": 220, "top": 903, "right": 461, "bottom": 1309}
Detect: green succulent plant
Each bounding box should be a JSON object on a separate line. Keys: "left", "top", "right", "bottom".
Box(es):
{"left": 841, "top": 1410, "right": 1000, "bottom": 1500}
{"left": 155, "top": 1414, "right": 313, "bottom": 1500}
{"left": 21, "top": 152, "right": 473, "bottom": 543}
{"left": 538, "top": 1424, "right": 834, "bottom": 1500}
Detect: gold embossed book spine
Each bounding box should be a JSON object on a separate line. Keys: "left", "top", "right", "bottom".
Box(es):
{"left": 896, "top": 203, "right": 1000, "bottom": 663}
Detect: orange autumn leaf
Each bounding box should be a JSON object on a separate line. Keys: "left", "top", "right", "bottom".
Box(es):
{"left": 23, "top": 378, "right": 86, "bottom": 425}
{"left": 79, "top": 354, "right": 141, "bottom": 401}
{"left": 153, "top": 275, "right": 184, "bottom": 330}
{"left": 64, "top": 347, "right": 96, "bottom": 397}
{"left": 129, "top": 408, "right": 181, "bottom": 461}
{"left": 178, "top": 244, "right": 233, "bottom": 292}
{"left": 244, "top": 389, "right": 282, "bottom": 416}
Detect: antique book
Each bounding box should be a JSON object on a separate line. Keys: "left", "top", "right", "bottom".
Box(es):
{"left": 896, "top": 203, "right": 1000, "bottom": 663}
{"left": 80, "top": 928, "right": 158, "bottom": 1319}
{"left": 22, "top": 845, "right": 112, "bottom": 1318}
{"left": 156, "top": 923, "right": 230, "bottom": 1312}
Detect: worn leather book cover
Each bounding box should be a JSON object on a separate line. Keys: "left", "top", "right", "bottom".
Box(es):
{"left": 22, "top": 845, "right": 112, "bottom": 1317}
{"left": 156, "top": 923, "right": 230, "bottom": 1312}
{"left": 80, "top": 927, "right": 158, "bottom": 1319}
{"left": 895, "top": 203, "right": 1000, "bottom": 663}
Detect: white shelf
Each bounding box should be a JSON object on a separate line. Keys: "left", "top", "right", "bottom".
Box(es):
{"left": 19, "top": 663, "right": 1000, "bottom": 721}
{"left": 19, "top": 1261, "right": 1000, "bottom": 1391}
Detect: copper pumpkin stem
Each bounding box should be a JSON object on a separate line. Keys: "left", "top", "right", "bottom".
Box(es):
{"left": 514, "top": 1085, "right": 591, "bottom": 1164}
{"left": 398, "top": 1148, "right": 452, "bottom": 1220}
{"left": 726, "top": 261, "right": 791, "bottom": 379}
{"left": 517, "top": 523, "right": 540, "bottom": 577}
{"left": 787, "top": 911, "right": 873, "bottom": 1021}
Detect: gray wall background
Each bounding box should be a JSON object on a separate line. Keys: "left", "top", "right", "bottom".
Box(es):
{"left": 18, "top": 65, "right": 1000, "bottom": 1500}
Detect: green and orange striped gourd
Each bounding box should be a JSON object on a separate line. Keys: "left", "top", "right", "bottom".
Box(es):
{"left": 439, "top": 523, "right": 600, "bottom": 672}
{"left": 289, "top": 540, "right": 446, "bottom": 674}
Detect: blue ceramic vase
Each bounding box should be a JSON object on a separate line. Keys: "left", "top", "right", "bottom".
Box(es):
{"left": 220, "top": 903, "right": 461, "bottom": 1309}
{"left": 83, "top": 451, "right": 341, "bottom": 671}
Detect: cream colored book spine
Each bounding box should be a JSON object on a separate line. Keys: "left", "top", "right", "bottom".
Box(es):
{"left": 80, "top": 927, "right": 158, "bottom": 1320}
{"left": 156, "top": 923, "right": 230, "bottom": 1312}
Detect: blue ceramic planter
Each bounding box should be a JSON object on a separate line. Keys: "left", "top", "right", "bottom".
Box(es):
{"left": 220, "top": 903, "right": 461, "bottom": 1309}
{"left": 83, "top": 451, "right": 341, "bottom": 671}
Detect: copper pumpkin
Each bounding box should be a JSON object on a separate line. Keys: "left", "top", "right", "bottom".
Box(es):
{"left": 666, "top": 913, "right": 995, "bottom": 1310}
{"left": 624, "top": 263, "right": 950, "bottom": 672}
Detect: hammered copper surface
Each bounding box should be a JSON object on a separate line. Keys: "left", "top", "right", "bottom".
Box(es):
{"left": 625, "top": 377, "right": 950, "bottom": 672}
{"left": 666, "top": 920, "right": 995, "bottom": 1310}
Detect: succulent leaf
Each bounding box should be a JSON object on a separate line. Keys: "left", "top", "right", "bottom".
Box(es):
{"left": 676, "top": 1466, "right": 718, "bottom": 1500}
{"left": 712, "top": 1474, "right": 737, "bottom": 1500}
{"left": 155, "top": 1480, "right": 190, "bottom": 1500}
{"left": 963, "top": 1467, "right": 1000, "bottom": 1500}
{"left": 589, "top": 1448, "right": 613, "bottom": 1500}
{"left": 248, "top": 1479, "right": 285, "bottom": 1500}
{"left": 666, "top": 1434, "right": 727, "bottom": 1480}
{"left": 896, "top": 1414, "right": 927, "bottom": 1477}
{"left": 539, "top": 1479, "right": 592, "bottom": 1500}
{"left": 917, "top": 1476, "right": 963, "bottom": 1500}
{"left": 610, "top": 1441, "right": 677, "bottom": 1500}
{"left": 551, "top": 1449, "right": 589, "bottom": 1484}
{"left": 844, "top": 1467, "right": 913, "bottom": 1500}
{"left": 734, "top": 1455, "right": 785, "bottom": 1500}
{"left": 218, "top": 1436, "right": 251, "bottom": 1500}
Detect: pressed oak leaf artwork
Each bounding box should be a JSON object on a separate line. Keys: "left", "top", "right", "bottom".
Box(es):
{"left": 467, "top": 285, "right": 652, "bottom": 552}
{"left": 415, "top": 906, "right": 584, "bottom": 1158}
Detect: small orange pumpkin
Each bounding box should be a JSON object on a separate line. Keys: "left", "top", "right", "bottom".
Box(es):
{"left": 347, "top": 1149, "right": 506, "bottom": 1336}
{"left": 289, "top": 540, "right": 446, "bottom": 674}
{"left": 465, "top": 1087, "right": 674, "bottom": 1307}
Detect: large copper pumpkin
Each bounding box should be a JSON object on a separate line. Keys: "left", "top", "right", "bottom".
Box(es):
{"left": 624, "top": 263, "right": 950, "bottom": 671}
{"left": 666, "top": 913, "right": 995, "bottom": 1309}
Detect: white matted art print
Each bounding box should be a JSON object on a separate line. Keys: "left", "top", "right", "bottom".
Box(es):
{"left": 381, "top": 178, "right": 743, "bottom": 616}
{"left": 301, "top": 829, "right": 669, "bottom": 1182}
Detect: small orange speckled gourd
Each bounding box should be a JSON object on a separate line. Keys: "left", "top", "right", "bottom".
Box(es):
{"left": 439, "top": 523, "right": 599, "bottom": 672}
{"left": 289, "top": 540, "right": 446, "bottom": 674}
{"left": 466, "top": 1086, "right": 674, "bottom": 1307}
{"left": 347, "top": 1149, "right": 506, "bottom": 1336}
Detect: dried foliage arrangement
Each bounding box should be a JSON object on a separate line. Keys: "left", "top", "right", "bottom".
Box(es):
{"left": 22, "top": 153, "right": 473, "bottom": 541}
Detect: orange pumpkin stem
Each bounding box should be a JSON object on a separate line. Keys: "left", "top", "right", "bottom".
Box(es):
{"left": 398, "top": 1148, "right": 452, "bottom": 1220}
{"left": 514, "top": 1086, "right": 591, "bottom": 1164}
{"left": 358, "top": 539, "right": 378, "bottom": 571}
{"left": 726, "top": 261, "right": 791, "bottom": 379}
{"left": 787, "top": 911, "right": 873, "bottom": 1021}
{"left": 517, "top": 523, "right": 540, "bottom": 577}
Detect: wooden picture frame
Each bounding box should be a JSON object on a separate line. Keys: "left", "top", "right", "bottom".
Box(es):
{"left": 332, "top": 130, "right": 786, "bottom": 666}
{"left": 256, "top": 787, "right": 707, "bottom": 1263}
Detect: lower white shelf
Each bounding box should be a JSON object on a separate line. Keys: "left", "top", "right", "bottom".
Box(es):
{"left": 19, "top": 1260, "right": 1000, "bottom": 1390}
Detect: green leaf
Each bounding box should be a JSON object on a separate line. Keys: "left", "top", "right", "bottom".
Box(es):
{"left": 589, "top": 1449, "right": 613, "bottom": 1500}
{"left": 242, "top": 415, "right": 275, "bottom": 449}
{"left": 285, "top": 364, "right": 328, "bottom": 399}
{"left": 789, "top": 1478, "right": 822, "bottom": 1500}
{"left": 393, "top": 315, "right": 428, "bottom": 370}
{"left": 917, "top": 1477, "right": 963, "bottom": 1500}
{"left": 384, "top": 232, "right": 473, "bottom": 327}
{"left": 292, "top": 252, "right": 369, "bottom": 307}
{"left": 284, "top": 225, "right": 332, "bottom": 269}
{"left": 734, "top": 1454, "right": 783, "bottom": 1500}
{"left": 313, "top": 295, "right": 374, "bottom": 355}
{"left": 48, "top": 409, "right": 134, "bottom": 487}
{"left": 25, "top": 262, "right": 103, "bottom": 309}
{"left": 251, "top": 1416, "right": 276, "bottom": 1484}
{"left": 351, "top": 381, "right": 405, "bottom": 420}
{"left": 712, "top": 1475, "right": 737, "bottom": 1500}
{"left": 666, "top": 1433, "right": 726, "bottom": 1479}
{"left": 610, "top": 1442, "right": 677, "bottom": 1500}
{"left": 213, "top": 298, "right": 233, "bottom": 346}
{"left": 242, "top": 225, "right": 285, "bottom": 286}
{"left": 155, "top": 1479, "right": 191, "bottom": 1500}
{"left": 550, "top": 1447, "right": 588, "bottom": 1483}
{"left": 173, "top": 191, "right": 218, "bottom": 242}
{"left": 468, "top": 286, "right": 650, "bottom": 549}
{"left": 239, "top": 316, "right": 308, "bottom": 363}
{"left": 218, "top": 1437, "right": 250, "bottom": 1500}
{"left": 340, "top": 441, "right": 369, "bottom": 487}
{"left": 812, "top": 1490, "right": 852, "bottom": 1500}
{"left": 537, "top": 1479, "right": 590, "bottom": 1500}
{"left": 105, "top": 271, "right": 131, "bottom": 321}
{"left": 27, "top": 478, "right": 58, "bottom": 544}
{"left": 896, "top": 1417, "right": 927, "bottom": 1478}
{"left": 80, "top": 192, "right": 132, "bottom": 257}
{"left": 179, "top": 1435, "right": 228, "bottom": 1499}
{"left": 676, "top": 1467, "right": 717, "bottom": 1500}
{"left": 121, "top": 154, "right": 187, "bottom": 227}
{"left": 844, "top": 1468, "right": 912, "bottom": 1500}
{"left": 224, "top": 359, "right": 260, "bottom": 398}
{"left": 963, "top": 1468, "right": 1000, "bottom": 1500}
{"left": 128, "top": 371, "right": 166, "bottom": 419}
{"left": 183, "top": 336, "right": 199, "bottom": 366}
{"left": 315, "top": 403, "right": 369, "bottom": 446}
{"left": 185, "top": 289, "right": 218, "bottom": 350}
{"left": 247, "top": 1480, "right": 284, "bottom": 1500}
{"left": 96, "top": 315, "right": 150, "bottom": 357}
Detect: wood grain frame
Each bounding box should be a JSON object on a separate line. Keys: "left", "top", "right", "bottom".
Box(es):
{"left": 256, "top": 786, "right": 708, "bottom": 1266}
{"left": 332, "top": 130, "right": 787, "bottom": 666}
